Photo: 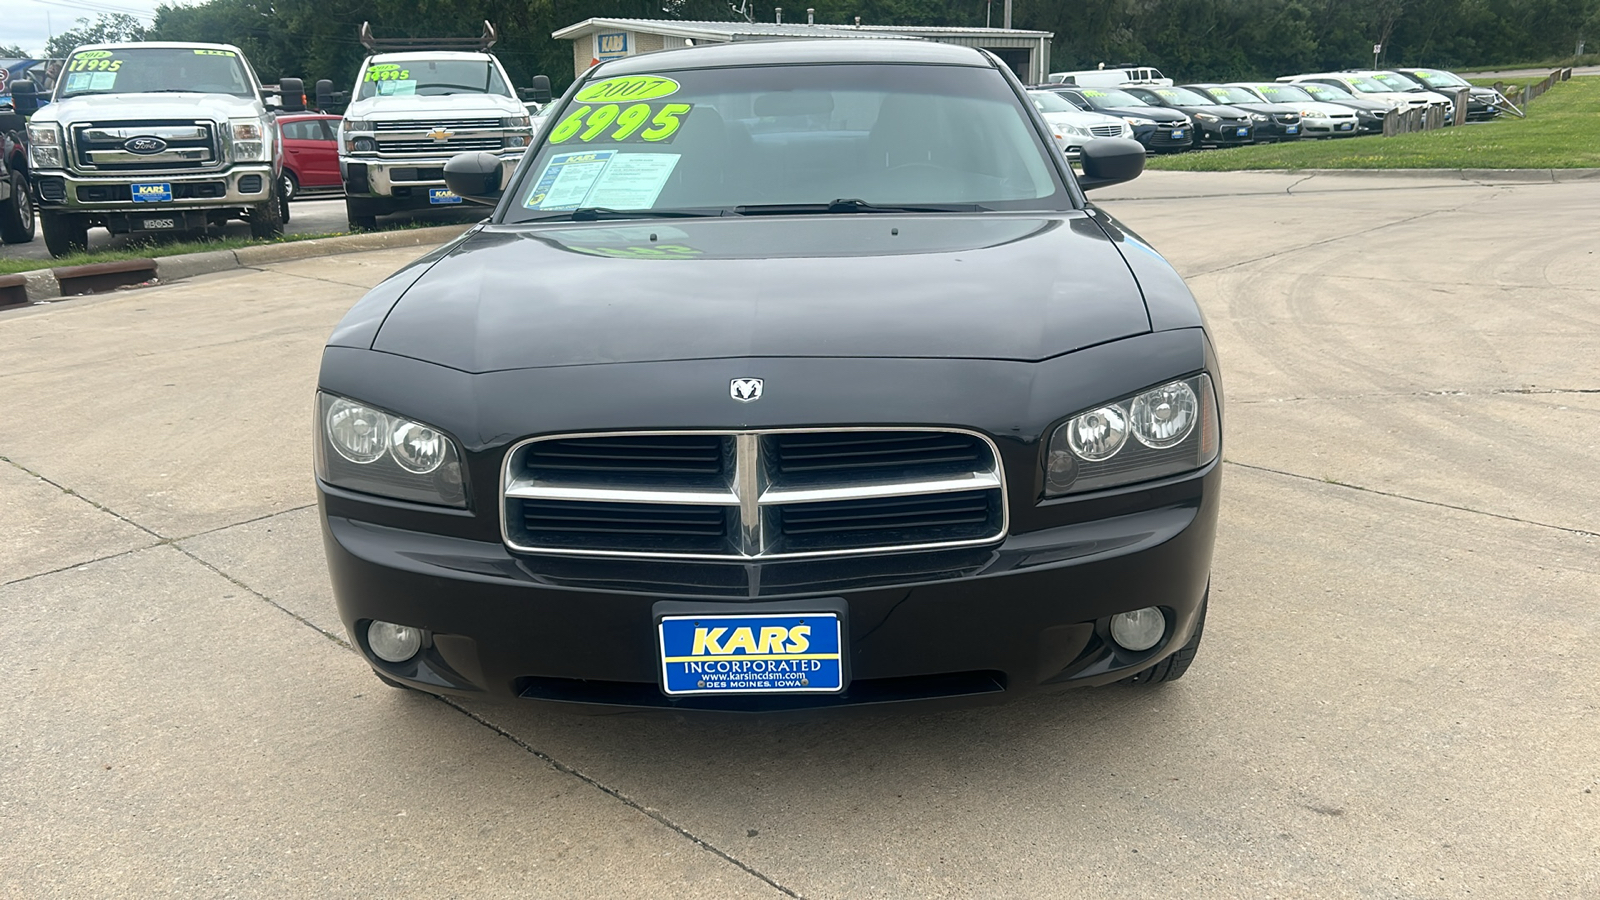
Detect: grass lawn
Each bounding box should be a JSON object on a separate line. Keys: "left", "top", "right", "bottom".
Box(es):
{"left": 0, "top": 231, "right": 348, "bottom": 275}
{"left": 1146, "top": 74, "right": 1599, "bottom": 172}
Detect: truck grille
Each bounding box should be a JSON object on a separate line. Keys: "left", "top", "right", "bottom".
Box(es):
{"left": 372, "top": 118, "right": 505, "bottom": 157}
{"left": 71, "top": 121, "right": 220, "bottom": 172}
{"left": 502, "top": 429, "right": 1007, "bottom": 560}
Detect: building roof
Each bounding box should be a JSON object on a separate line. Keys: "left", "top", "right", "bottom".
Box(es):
{"left": 554, "top": 17, "right": 1048, "bottom": 43}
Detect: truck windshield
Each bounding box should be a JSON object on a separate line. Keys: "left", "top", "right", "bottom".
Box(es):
{"left": 358, "top": 60, "right": 510, "bottom": 99}
{"left": 504, "top": 63, "right": 1068, "bottom": 222}
{"left": 57, "top": 47, "right": 253, "bottom": 99}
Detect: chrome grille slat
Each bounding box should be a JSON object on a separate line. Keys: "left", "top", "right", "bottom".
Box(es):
{"left": 71, "top": 120, "right": 220, "bottom": 172}
{"left": 373, "top": 118, "right": 502, "bottom": 131}
{"left": 502, "top": 428, "right": 1007, "bottom": 560}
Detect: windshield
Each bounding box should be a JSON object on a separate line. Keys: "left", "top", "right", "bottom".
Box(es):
{"left": 504, "top": 64, "right": 1068, "bottom": 222}
{"left": 1077, "top": 88, "right": 1150, "bottom": 108}
{"left": 1254, "top": 84, "right": 1313, "bottom": 102}
{"left": 358, "top": 59, "right": 510, "bottom": 99}
{"left": 1204, "top": 86, "right": 1261, "bottom": 105}
{"left": 1370, "top": 72, "right": 1426, "bottom": 92}
{"left": 1345, "top": 76, "right": 1390, "bottom": 93}
{"left": 1028, "top": 91, "right": 1079, "bottom": 113}
{"left": 1150, "top": 87, "right": 1217, "bottom": 106}
{"left": 1410, "top": 69, "right": 1468, "bottom": 89}
{"left": 57, "top": 47, "right": 253, "bottom": 99}
{"left": 1300, "top": 83, "right": 1354, "bottom": 101}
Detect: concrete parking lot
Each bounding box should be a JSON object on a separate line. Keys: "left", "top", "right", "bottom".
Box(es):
{"left": 2, "top": 170, "right": 1596, "bottom": 898}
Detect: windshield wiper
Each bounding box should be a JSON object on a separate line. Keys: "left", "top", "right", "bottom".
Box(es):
{"left": 524, "top": 207, "right": 727, "bottom": 222}
{"left": 733, "top": 198, "right": 990, "bottom": 216}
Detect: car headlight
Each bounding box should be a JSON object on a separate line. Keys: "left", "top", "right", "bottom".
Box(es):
{"left": 1301, "top": 109, "right": 1328, "bottom": 118}
{"left": 1062, "top": 123, "right": 1092, "bottom": 138}
{"left": 1122, "top": 116, "right": 1156, "bottom": 127}
{"left": 1250, "top": 113, "right": 1269, "bottom": 122}
{"left": 27, "top": 123, "right": 64, "bottom": 169}
{"left": 1194, "top": 112, "right": 1218, "bottom": 122}
{"left": 502, "top": 115, "right": 531, "bottom": 129}
{"left": 341, "top": 119, "right": 375, "bottom": 153}
{"left": 230, "top": 118, "right": 271, "bottom": 162}
{"left": 1043, "top": 374, "right": 1219, "bottom": 496}
{"left": 315, "top": 393, "right": 468, "bottom": 507}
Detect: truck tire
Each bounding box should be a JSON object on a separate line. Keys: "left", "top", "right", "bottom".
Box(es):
{"left": 40, "top": 211, "right": 89, "bottom": 257}
{"left": 0, "top": 169, "right": 36, "bottom": 244}
{"left": 345, "top": 197, "right": 378, "bottom": 231}
{"left": 1121, "top": 590, "right": 1207, "bottom": 685}
{"left": 248, "top": 180, "right": 286, "bottom": 240}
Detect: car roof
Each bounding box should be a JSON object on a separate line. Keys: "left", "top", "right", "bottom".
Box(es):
{"left": 366, "top": 51, "right": 500, "bottom": 63}
{"left": 68, "top": 42, "right": 245, "bottom": 54}
{"left": 596, "top": 39, "right": 992, "bottom": 76}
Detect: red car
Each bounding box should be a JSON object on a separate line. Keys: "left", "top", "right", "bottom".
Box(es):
{"left": 277, "top": 113, "right": 342, "bottom": 200}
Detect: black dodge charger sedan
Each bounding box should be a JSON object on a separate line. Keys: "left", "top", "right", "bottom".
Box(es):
{"left": 316, "top": 40, "right": 1223, "bottom": 711}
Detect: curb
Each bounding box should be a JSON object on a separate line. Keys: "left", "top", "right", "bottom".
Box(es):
{"left": 3, "top": 223, "right": 471, "bottom": 308}
{"left": 1285, "top": 167, "right": 1600, "bottom": 183}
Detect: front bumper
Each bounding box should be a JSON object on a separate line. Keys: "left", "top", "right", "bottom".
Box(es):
{"left": 341, "top": 153, "right": 521, "bottom": 202}
{"left": 1132, "top": 123, "right": 1193, "bottom": 152}
{"left": 1198, "top": 121, "right": 1254, "bottom": 145}
{"left": 1299, "top": 117, "right": 1359, "bottom": 135}
{"left": 320, "top": 461, "right": 1219, "bottom": 712}
{"left": 30, "top": 165, "right": 274, "bottom": 212}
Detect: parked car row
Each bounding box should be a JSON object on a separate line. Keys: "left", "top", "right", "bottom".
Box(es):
{"left": 1033, "top": 63, "right": 1500, "bottom": 154}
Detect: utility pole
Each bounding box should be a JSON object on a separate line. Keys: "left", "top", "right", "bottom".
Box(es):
{"left": 1003, "top": 0, "right": 1011, "bottom": 29}
{"left": 1373, "top": 42, "right": 1381, "bottom": 68}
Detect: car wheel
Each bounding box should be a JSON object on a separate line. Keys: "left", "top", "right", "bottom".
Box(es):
{"left": 39, "top": 210, "right": 89, "bottom": 258}
{"left": 279, "top": 170, "right": 299, "bottom": 202}
{"left": 0, "top": 169, "right": 36, "bottom": 244}
{"left": 1121, "top": 590, "right": 1206, "bottom": 685}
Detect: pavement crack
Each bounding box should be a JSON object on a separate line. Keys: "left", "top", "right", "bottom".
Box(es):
{"left": 171, "top": 503, "right": 318, "bottom": 543}
{"left": 0, "top": 453, "right": 166, "bottom": 540}
{"left": 443, "top": 700, "right": 804, "bottom": 899}
{"left": 1284, "top": 173, "right": 1317, "bottom": 194}
{"left": 171, "top": 543, "right": 353, "bottom": 649}
{"left": 3, "top": 543, "right": 162, "bottom": 587}
{"left": 1224, "top": 460, "right": 1600, "bottom": 538}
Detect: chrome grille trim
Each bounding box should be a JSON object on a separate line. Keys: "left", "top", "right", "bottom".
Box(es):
{"left": 501, "top": 428, "right": 1008, "bottom": 560}
{"left": 70, "top": 120, "right": 221, "bottom": 172}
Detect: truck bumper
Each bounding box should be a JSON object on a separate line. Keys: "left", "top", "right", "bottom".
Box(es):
{"left": 342, "top": 153, "right": 521, "bottom": 208}
{"left": 31, "top": 165, "right": 275, "bottom": 212}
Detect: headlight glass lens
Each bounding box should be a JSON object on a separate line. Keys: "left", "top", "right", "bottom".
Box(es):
{"left": 315, "top": 393, "right": 467, "bottom": 507}
{"left": 27, "top": 124, "right": 64, "bottom": 168}
{"left": 230, "top": 118, "right": 268, "bottom": 162}
{"left": 1044, "top": 374, "right": 1219, "bottom": 497}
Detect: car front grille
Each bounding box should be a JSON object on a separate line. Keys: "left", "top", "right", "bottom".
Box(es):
{"left": 1089, "top": 124, "right": 1124, "bottom": 137}
{"left": 502, "top": 429, "right": 1007, "bottom": 560}
{"left": 71, "top": 121, "right": 220, "bottom": 172}
{"left": 372, "top": 118, "right": 504, "bottom": 157}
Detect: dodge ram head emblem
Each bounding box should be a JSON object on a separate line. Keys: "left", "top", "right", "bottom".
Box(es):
{"left": 426, "top": 127, "right": 455, "bottom": 142}
{"left": 124, "top": 137, "right": 168, "bottom": 155}
{"left": 730, "top": 378, "right": 763, "bottom": 402}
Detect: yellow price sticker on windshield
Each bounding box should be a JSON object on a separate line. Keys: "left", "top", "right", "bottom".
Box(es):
{"left": 549, "top": 102, "right": 692, "bottom": 144}
{"left": 193, "top": 49, "right": 237, "bottom": 57}
{"left": 67, "top": 52, "right": 123, "bottom": 73}
{"left": 574, "top": 75, "right": 681, "bottom": 104}
{"left": 365, "top": 64, "right": 410, "bottom": 82}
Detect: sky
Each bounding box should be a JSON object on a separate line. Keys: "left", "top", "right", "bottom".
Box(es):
{"left": 7, "top": 0, "right": 172, "bottom": 57}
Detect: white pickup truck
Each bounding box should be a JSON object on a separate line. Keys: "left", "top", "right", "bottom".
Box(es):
{"left": 19, "top": 41, "right": 302, "bottom": 257}
{"left": 321, "top": 24, "right": 545, "bottom": 231}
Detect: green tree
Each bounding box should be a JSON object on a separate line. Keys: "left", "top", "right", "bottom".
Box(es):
{"left": 45, "top": 14, "right": 150, "bottom": 59}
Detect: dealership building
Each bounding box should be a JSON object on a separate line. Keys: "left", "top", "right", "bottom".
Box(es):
{"left": 554, "top": 17, "right": 1054, "bottom": 84}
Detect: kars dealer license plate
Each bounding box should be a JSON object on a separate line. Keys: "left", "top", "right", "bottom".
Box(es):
{"left": 658, "top": 612, "right": 844, "bottom": 696}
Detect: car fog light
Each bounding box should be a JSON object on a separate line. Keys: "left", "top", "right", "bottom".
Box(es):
{"left": 1110, "top": 607, "right": 1166, "bottom": 652}
{"left": 367, "top": 620, "right": 422, "bottom": 662}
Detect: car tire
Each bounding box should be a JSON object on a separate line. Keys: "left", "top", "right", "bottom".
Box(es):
{"left": 349, "top": 214, "right": 377, "bottom": 231}
{"left": 1121, "top": 590, "right": 1207, "bottom": 685}
{"left": 0, "top": 169, "right": 36, "bottom": 244}
{"left": 248, "top": 179, "right": 286, "bottom": 240}
{"left": 40, "top": 210, "right": 89, "bottom": 258}
{"left": 279, "top": 170, "right": 299, "bottom": 202}
{"left": 345, "top": 197, "right": 378, "bottom": 232}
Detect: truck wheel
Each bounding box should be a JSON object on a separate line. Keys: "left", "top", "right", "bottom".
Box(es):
{"left": 0, "top": 170, "right": 36, "bottom": 244}
{"left": 345, "top": 197, "right": 378, "bottom": 231}
{"left": 40, "top": 211, "right": 89, "bottom": 258}
{"left": 248, "top": 180, "right": 286, "bottom": 240}
{"left": 1121, "top": 590, "right": 1207, "bottom": 685}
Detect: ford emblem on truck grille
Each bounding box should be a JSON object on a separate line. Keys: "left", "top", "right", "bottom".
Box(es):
{"left": 125, "top": 137, "right": 168, "bottom": 155}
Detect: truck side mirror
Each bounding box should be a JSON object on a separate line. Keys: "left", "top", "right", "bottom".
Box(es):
{"left": 443, "top": 152, "right": 505, "bottom": 206}
{"left": 524, "top": 75, "right": 552, "bottom": 105}
{"left": 279, "top": 78, "right": 306, "bottom": 113}
{"left": 1076, "top": 138, "right": 1145, "bottom": 190}
{"left": 315, "top": 79, "right": 336, "bottom": 110}
{"left": 10, "top": 81, "right": 39, "bottom": 117}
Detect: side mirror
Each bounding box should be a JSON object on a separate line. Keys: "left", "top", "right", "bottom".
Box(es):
{"left": 11, "top": 81, "right": 39, "bottom": 117}
{"left": 1076, "top": 138, "right": 1145, "bottom": 190}
{"left": 279, "top": 77, "right": 306, "bottom": 113}
{"left": 521, "top": 75, "right": 552, "bottom": 105}
{"left": 443, "top": 152, "right": 505, "bottom": 206}
{"left": 315, "top": 79, "right": 337, "bottom": 109}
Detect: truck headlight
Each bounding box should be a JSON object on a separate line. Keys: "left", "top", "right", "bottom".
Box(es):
{"left": 341, "top": 119, "right": 375, "bottom": 153}
{"left": 230, "top": 118, "right": 270, "bottom": 162}
{"left": 27, "top": 123, "right": 64, "bottom": 169}
{"left": 1043, "top": 374, "right": 1219, "bottom": 496}
{"left": 315, "top": 393, "right": 468, "bottom": 508}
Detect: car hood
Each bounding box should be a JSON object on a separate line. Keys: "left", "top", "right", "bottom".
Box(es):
{"left": 370, "top": 213, "right": 1151, "bottom": 372}
{"left": 1100, "top": 105, "right": 1188, "bottom": 123}
{"left": 35, "top": 92, "right": 261, "bottom": 125}
{"left": 346, "top": 93, "right": 524, "bottom": 120}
